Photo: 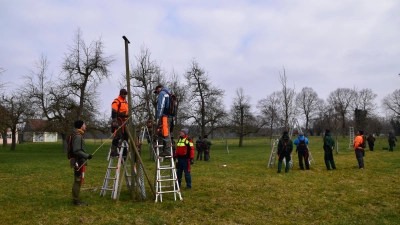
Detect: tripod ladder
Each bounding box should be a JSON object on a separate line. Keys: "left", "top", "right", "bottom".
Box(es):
{"left": 154, "top": 140, "right": 182, "bottom": 202}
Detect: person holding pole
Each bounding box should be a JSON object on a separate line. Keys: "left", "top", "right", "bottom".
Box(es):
{"left": 71, "top": 120, "right": 93, "bottom": 206}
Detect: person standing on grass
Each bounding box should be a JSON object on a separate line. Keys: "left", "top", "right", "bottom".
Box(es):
{"left": 202, "top": 135, "right": 212, "bottom": 161}
{"left": 293, "top": 131, "right": 310, "bottom": 170}
{"left": 353, "top": 130, "right": 366, "bottom": 169}
{"left": 71, "top": 120, "right": 93, "bottom": 206}
{"left": 174, "top": 128, "right": 194, "bottom": 190}
{"left": 277, "top": 131, "right": 293, "bottom": 173}
{"left": 195, "top": 136, "right": 204, "bottom": 160}
{"left": 367, "top": 134, "right": 376, "bottom": 151}
{"left": 323, "top": 129, "right": 336, "bottom": 170}
{"left": 388, "top": 132, "right": 397, "bottom": 151}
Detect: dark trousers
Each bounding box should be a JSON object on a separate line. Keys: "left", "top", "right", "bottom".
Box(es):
{"left": 297, "top": 151, "right": 310, "bottom": 170}
{"left": 204, "top": 150, "right": 210, "bottom": 161}
{"left": 389, "top": 142, "right": 395, "bottom": 151}
{"left": 355, "top": 150, "right": 364, "bottom": 168}
{"left": 196, "top": 150, "right": 204, "bottom": 160}
{"left": 177, "top": 157, "right": 192, "bottom": 189}
{"left": 72, "top": 167, "right": 83, "bottom": 201}
{"left": 368, "top": 143, "right": 374, "bottom": 151}
{"left": 278, "top": 151, "right": 291, "bottom": 173}
{"left": 324, "top": 150, "right": 336, "bottom": 170}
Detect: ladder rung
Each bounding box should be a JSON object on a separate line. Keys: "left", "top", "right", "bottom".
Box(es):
{"left": 158, "top": 166, "right": 175, "bottom": 170}
{"left": 157, "top": 190, "right": 180, "bottom": 194}
{"left": 101, "top": 188, "right": 115, "bottom": 191}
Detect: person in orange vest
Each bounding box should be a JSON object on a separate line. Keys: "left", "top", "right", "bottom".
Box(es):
{"left": 110, "top": 89, "right": 129, "bottom": 157}
{"left": 353, "top": 130, "right": 366, "bottom": 169}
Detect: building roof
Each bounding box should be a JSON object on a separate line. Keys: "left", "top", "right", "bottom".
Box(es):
{"left": 23, "top": 119, "right": 57, "bottom": 132}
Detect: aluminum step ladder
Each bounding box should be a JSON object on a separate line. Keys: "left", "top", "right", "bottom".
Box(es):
{"left": 348, "top": 127, "right": 354, "bottom": 149}
{"left": 100, "top": 141, "right": 131, "bottom": 200}
{"left": 154, "top": 140, "right": 182, "bottom": 202}
{"left": 267, "top": 138, "right": 279, "bottom": 168}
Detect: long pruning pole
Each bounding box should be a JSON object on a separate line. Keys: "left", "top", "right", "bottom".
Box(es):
{"left": 76, "top": 116, "right": 133, "bottom": 171}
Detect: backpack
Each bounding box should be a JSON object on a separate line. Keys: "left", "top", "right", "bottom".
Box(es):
{"left": 196, "top": 139, "right": 203, "bottom": 150}
{"left": 164, "top": 90, "right": 177, "bottom": 117}
{"left": 361, "top": 135, "right": 366, "bottom": 148}
{"left": 297, "top": 138, "right": 307, "bottom": 151}
{"left": 67, "top": 132, "right": 82, "bottom": 160}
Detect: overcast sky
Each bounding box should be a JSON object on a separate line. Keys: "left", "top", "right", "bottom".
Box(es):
{"left": 1, "top": 0, "right": 399, "bottom": 117}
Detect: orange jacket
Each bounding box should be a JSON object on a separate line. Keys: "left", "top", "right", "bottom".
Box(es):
{"left": 353, "top": 135, "right": 364, "bottom": 150}
{"left": 111, "top": 96, "right": 128, "bottom": 119}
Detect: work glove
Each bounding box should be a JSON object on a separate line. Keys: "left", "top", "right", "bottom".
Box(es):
{"left": 112, "top": 119, "right": 119, "bottom": 128}
{"left": 87, "top": 154, "right": 93, "bottom": 160}
{"left": 190, "top": 158, "right": 194, "bottom": 165}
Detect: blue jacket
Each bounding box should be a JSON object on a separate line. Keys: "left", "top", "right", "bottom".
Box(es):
{"left": 156, "top": 87, "right": 171, "bottom": 119}
{"left": 293, "top": 135, "right": 309, "bottom": 153}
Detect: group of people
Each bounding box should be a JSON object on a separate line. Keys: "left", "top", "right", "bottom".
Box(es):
{"left": 277, "top": 129, "right": 398, "bottom": 173}
{"left": 69, "top": 86, "right": 397, "bottom": 205}
{"left": 69, "top": 85, "right": 201, "bottom": 206}
{"left": 195, "top": 135, "right": 212, "bottom": 161}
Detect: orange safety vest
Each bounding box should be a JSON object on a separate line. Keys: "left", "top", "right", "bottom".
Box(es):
{"left": 112, "top": 95, "right": 129, "bottom": 119}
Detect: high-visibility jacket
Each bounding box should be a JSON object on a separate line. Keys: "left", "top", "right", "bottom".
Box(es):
{"left": 111, "top": 96, "right": 128, "bottom": 120}
{"left": 174, "top": 136, "right": 194, "bottom": 158}
{"left": 353, "top": 135, "right": 364, "bottom": 150}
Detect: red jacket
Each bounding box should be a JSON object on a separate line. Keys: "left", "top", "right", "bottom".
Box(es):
{"left": 174, "top": 135, "right": 194, "bottom": 159}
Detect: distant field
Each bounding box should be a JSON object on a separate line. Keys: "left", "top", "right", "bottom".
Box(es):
{"left": 0, "top": 135, "right": 399, "bottom": 225}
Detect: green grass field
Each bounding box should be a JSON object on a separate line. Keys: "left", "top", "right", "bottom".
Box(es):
{"left": 0, "top": 135, "right": 399, "bottom": 225}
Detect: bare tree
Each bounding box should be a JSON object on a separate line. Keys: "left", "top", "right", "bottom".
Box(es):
{"left": 0, "top": 67, "right": 6, "bottom": 90}
{"left": 295, "top": 87, "right": 324, "bottom": 134}
{"left": 278, "top": 68, "right": 296, "bottom": 131}
{"left": 327, "top": 88, "right": 357, "bottom": 136}
{"left": 355, "top": 88, "right": 377, "bottom": 112}
{"left": 62, "top": 28, "right": 115, "bottom": 120}
{"left": 1, "top": 93, "right": 34, "bottom": 150}
{"left": 129, "top": 45, "right": 162, "bottom": 124}
{"left": 23, "top": 55, "right": 79, "bottom": 149}
{"left": 382, "top": 89, "right": 400, "bottom": 118}
{"left": 184, "top": 59, "right": 226, "bottom": 137}
{"left": 230, "top": 88, "right": 263, "bottom": 147}
{"left": 257, "top": 91, "right": 282, "bottom": 139}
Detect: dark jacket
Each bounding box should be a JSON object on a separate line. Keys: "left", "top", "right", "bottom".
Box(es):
{"left": 278, "top": 135, "right": 293, "bottom": 155}
{"left": 72, "top": 128, "right": 90, "bottom": 165}
{"left": 323, "top": 133, "right": 335, "bottom": 152}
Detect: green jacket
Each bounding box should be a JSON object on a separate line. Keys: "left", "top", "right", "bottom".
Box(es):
{"left": 72, "top": 128, "right": 90, "bottom": 165}
{"left": 323, "top": 133, "right": 335, "bottom": 152}
{"left": 202, "top": 138, "right": 212, "bottom": 151}
{"left": 277, "top": 137, "right": 293, "bottom": 154}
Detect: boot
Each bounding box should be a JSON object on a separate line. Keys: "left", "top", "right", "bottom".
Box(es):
{"left": 325, "top": 160, "right": 331, "bottom": 170}
{"left": 331, "top": 160, "right": 336, "bottom": 169}
{"left": 285, "top": 161, "right": 290, "bottom": 173}
{"left": 277, "top": 161, "right": 282, "bottom": 173}
{"left": 110, "top": 145, "right": 119, "bottom": 157}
